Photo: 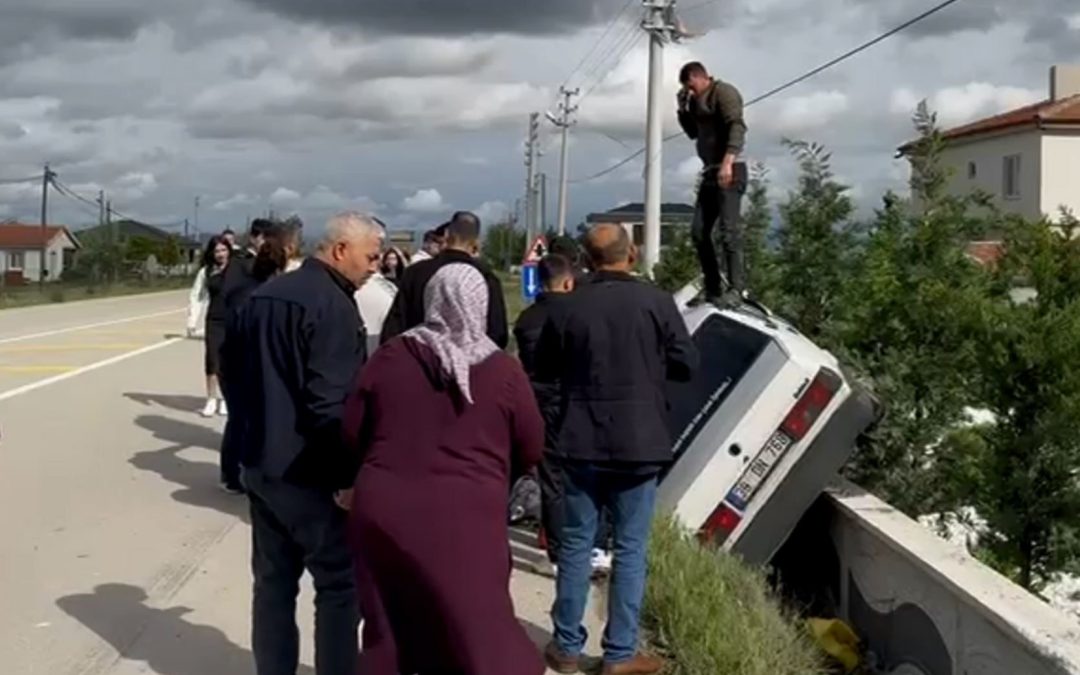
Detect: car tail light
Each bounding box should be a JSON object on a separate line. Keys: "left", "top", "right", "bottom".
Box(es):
{"left": 698, "top": 502, "right": 743, "bottom": 546}
{"left": 780, "top": 368, "right": 842, "bottom": 442}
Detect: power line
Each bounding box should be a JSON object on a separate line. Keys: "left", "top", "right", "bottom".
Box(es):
{"left": 580, "top": 30, "right": 646, "bottom": 103}
{"left": 559, "top": 0, "right": 638, "bottom": 91}
{"left": 573, "top": 0, "right": 968, "bottom": 184}
{"left": 0, "top": 175, "right": 43, "bottom": 186}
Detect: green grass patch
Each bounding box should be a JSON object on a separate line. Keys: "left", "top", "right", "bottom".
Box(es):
{"left": 644, "top": 518, "right": 827, "bottom": 675}
{"left": 0, "top": 277, "right": 192, "bottom": 309}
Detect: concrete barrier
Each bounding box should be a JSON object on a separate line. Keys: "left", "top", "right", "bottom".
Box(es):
{"left": 773, "top": 480, "right": 1080, "bottom": 675}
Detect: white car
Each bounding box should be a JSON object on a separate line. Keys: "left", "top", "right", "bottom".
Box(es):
{"left": 658, "top": 286, "right": 879, "bottom": 565}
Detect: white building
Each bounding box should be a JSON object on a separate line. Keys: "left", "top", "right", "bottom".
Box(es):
{"left": 0, "top": 224, "right": 81, "bottom": 283}
{"left": 902, "top": 65, "right": 1080, "bottom": 221}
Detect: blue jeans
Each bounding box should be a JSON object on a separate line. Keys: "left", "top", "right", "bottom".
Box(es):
{"left": 551, "top": 464, "right": 658, "bottom": 664}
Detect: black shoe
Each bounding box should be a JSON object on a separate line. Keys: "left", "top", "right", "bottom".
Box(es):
{"left": 220, "top": 481, "right": 244, "bottom": 496}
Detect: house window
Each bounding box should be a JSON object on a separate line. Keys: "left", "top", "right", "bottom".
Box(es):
{"left": 1003, "top": 154, "right": 1021, "bottom": 200}
{"left": 967, "top": 161, "right": 977, "bottom": 179}
{"left": 7, "top": 252, "right": 24, "bottom": 269}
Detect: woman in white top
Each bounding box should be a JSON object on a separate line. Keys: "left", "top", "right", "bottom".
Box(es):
{"left": 187, "top": 236, "right": 232, "bottom": 417}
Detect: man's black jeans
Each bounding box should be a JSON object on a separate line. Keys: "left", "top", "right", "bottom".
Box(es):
{"left": 246, "top": 469, "right": 358, "bottom": 675}
{"left": 692, "top": 162, "right": 748, "bottom": 297}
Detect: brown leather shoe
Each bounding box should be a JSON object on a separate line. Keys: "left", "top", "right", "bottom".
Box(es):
{"left": 601, "top": 653, "right": 666, "bottom": 675}
{"left": 544, "top": 641, "right": 581, "bottom": 674}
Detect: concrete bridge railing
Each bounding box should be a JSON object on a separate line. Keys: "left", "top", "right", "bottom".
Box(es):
{"left": 773, "top": 480, "right": 1080, "bottom": 675}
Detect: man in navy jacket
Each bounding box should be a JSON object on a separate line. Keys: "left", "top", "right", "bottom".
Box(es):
{"left": 224, "top": 212, "right": 384, "bottom": 675}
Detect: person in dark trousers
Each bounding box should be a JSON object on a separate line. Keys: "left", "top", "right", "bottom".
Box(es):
{"left": 217, "top": 218, "right": 277, "bottom": 494}
{"left": 515, "top": 255, "right": 612, "bottom": 576}
{"left": 380, "top": 211, "right": 509, "bottom": 348}
{"left": 677, "top": 61, "right": 749, "bottom": 303}
{"left": 223, "top": 212, "right": 386, "bottom": 675}
{"left": 539, "top": 224, "right": 698, "bottom": 675}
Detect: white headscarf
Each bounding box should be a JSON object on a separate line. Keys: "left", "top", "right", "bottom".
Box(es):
{"left": 402, "top": 264, "right": 499, "bottom": 404}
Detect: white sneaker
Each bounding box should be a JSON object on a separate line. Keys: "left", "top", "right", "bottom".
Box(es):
{"left": 200, "top": 398, "right": 218, "bottom": 418}
{"left": 591, "top": 548, "right": 613, "bottom": 576}
{"left": 217, "top": 399, "right": 228, "bottom": 417}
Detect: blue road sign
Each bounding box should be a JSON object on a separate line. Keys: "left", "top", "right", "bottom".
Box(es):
{"left": 522, "top": 263, "right": 540, "bottom": 303}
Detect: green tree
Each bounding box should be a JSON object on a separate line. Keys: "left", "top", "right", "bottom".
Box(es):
{"left": 482, "top": 222, "right": 526, "bottom": 272}
{"left": 834, "top": 103, "right": 1004, "bottom": 515}
{"left": 743, "top": 162, "right": 777, "bottom": 303}
{"left": 957, "top": 212, "right": 1080, "bottom": 589}
{"left": 158, "top": 236, "right": 183, "bottom": 269}
{"left": 771, "top": 139, "right": 857, "bottom": 339}
{"left": 652, "top": 225, "right": 698, "bottom": 292}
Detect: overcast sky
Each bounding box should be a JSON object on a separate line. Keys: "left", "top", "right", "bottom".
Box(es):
{"left": 0, "top": 0, "right": 1075, "bottom": 236}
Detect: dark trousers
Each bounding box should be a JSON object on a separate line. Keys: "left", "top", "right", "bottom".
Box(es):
{"left": 539, "top": 456, "right": 612, "bottom": 564}
{"left": 218, "top": 394, "right": 242, "bottom": 487}
{"left": 246, "top": 468, "right": 359, "bottom": 675}
{"left": 692, "top": 162, "right": 748, "bottom": 297}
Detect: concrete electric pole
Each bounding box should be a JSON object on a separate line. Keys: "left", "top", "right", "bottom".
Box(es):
{"left": 548, "top": 87, "right": 579, "bottom": 236}
{"left": 642, "top": 0, "right": 676, "bottom": 273}
{"left": 524, "top": 113, "right": 540, "bottom": 240}
{"left": 39, "top": 164, "right": 52, "bottom": 288}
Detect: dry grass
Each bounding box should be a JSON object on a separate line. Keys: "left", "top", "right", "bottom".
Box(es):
{"left": 644, "top": 517, "right": 827, "bottom": 675}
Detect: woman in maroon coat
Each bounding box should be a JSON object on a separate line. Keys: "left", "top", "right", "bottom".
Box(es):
{"left": 342, "top": 263, "right": 546, "bottom": 675}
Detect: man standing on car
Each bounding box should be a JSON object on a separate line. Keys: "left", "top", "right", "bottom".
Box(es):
{"left": 677, "top": 61, "right": 749, "bottom": 304}
{"left": 539, "top": 223, "right": 698, "bottom": 675}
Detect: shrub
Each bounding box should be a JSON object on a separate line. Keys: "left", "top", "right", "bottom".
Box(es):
{"left": 644, "top": 518, "right": 826, "bottom": 675}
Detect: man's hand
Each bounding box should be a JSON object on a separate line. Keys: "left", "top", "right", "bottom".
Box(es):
{"left": 333, "top": 488, "right": 353, "bottom": 511}
{"left": 718, "top": 159, "right": 735, "bottom": 188}
{"left": 677, "top": 88, "right": 691, "bottom": 112}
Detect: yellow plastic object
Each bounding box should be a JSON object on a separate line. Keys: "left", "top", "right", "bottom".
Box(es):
{"left": 807, "top": 618, "right": 861, "bottom": 672}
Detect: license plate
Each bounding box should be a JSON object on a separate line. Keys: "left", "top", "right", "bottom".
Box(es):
{"left": 725, "top": 431, "right": 793, "bottom": 511}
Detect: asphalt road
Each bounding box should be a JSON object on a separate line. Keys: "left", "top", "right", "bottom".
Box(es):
{"left": 0, "top": 291, "right": 601, "bottom": 674}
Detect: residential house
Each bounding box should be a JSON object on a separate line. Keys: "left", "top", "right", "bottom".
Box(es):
{"left": 585, "top": 202, "right": 696, "bottom": 247}
{"left": 0, "top": 223, "right": 81, "bottom": 284}
{"left": 77, "top": 220, "right": 202, "bottom": 272}
{"left": 900, "top": 65, "right": 1080, "bottom": 221}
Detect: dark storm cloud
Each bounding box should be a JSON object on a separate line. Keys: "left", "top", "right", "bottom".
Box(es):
{"left": 0, "top": 5, "right": 148, "bottom": 44}
{"left": 239, "top": 0, "right": 628, "bottom": 35}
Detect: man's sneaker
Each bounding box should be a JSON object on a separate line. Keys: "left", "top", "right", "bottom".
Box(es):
{"left": 220, "top": 482, "right": 244, "bottom": 496}
{"left": 544, "top": 642, "right": 580, "bottom": 674}
{"left": 591, "top": 548, "right": 613, "bottom": 578}
{"left": 217, "top": 399, "right": 228, "bottom": 417}
{"left": 200, "top": 398, "right": 218, "bottom": 418}
{"left": 601, "top": 653, "right": 666, "bottom": 675}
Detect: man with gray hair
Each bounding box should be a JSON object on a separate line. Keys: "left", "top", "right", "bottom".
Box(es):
{"left": 224, "top": 211, "right": 385, "bottom": 675}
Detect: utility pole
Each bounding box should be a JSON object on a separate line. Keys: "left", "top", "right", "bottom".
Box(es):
{"left": 549, "top": 87, "right": 579, "bottom": 236}
{"left": 39, "top": 164, "right": 51, "bottom": 288}
{"left": 524, "top": 113, "right": 540, "bottom": 241}
{"left": 642, "top": 0, "right": 676, "bottom": 272}
{"left": 107, "top": 200, "right": 116, "bottom": 284}
{"left": 539, "top": 173, "right": 548, "bottom": 234}
{"left": 193, "top": 196, "right": 201, "bottom": 238}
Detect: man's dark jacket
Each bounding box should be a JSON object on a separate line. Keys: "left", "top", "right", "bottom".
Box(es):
{"left": 514, "top": 292, "right": 573, "bottom": 451}
{"left": 221, "top": 248, "right": 259, "bottom": 317}
{"left": 223, "top": 258, "right": 367, "bottom": 491}
{"left": 677, "top": 78, "right": 748, "bottom": 167}
{"left": 536, "top": 271, "right": 699, "bottom": 466}
{"left": 380, "top": 250, "right": 509, "bottom": 348}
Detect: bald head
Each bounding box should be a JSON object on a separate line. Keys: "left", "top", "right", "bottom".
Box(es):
{"left": 585, "top": 223, "right": 634, "bottom": 271}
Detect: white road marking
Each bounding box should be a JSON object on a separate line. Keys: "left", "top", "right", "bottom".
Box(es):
{"left": 0, "top": 308, "right": 183, "bottom": 345}
{"left": 0, "top": 338, "right": 182, "bottom": 401}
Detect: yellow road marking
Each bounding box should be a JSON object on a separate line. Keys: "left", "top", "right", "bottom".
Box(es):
{"left": 0, "top": 365, "right": 75, "bottom": 373}
{"left": 0, "top": 343, "right": 144, "bottom": 353}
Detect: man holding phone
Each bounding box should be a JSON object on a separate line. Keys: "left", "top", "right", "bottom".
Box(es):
{"left": 677, "top": 61, "right": 749, "bottom": 304}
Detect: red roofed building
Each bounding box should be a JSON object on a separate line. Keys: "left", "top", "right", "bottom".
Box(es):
{"left": 899, "top": 65, "right": 1080, "bottom": 223}
{"left": 0, "top": 224, "right": 81, "bottom": 284}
